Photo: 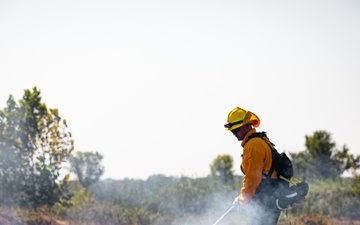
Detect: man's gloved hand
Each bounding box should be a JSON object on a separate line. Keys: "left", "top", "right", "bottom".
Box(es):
{"left": 232, "top": 196, "right": 240, "bottom": 205}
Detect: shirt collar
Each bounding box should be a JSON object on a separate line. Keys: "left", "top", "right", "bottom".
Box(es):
{"left": 241, "top": 128, "right": 257, "bottom": 147}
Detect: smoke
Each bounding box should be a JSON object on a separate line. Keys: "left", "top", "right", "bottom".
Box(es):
{"left": 151, "top": 190, "right": 285, "bottom": 225}
{"left": 151, "top": 192, "right": 262, "bottom": 225}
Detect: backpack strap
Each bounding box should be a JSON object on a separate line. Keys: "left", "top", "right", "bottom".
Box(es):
{"left": 245, "top": 132, "right": 276, "bottom": 180}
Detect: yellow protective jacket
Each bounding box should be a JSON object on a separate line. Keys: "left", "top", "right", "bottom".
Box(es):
{"left": 238, "top": 128, "right": 277, "bottom": 205}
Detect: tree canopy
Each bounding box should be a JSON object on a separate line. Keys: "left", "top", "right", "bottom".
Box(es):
{"left": 210, "top": 154, "right": 234, "bottom": 185}
{"left": 69, "top": 151, "right": 105, "bottom": 191}
{"left": 0, "top": 87, "right": 74, "bottom": 208}
{"left": 291, "top": 130, "right": 360, "bottom": 181}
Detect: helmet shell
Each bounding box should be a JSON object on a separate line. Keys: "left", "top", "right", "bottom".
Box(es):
{"left": 225, "top": 107, "right": 260, "bottom": 131}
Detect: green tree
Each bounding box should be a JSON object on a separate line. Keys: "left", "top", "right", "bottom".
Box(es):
{"left": 69, "top": 151, "right": 104, "bottom": 191}
{"left": 332, "top": 144, "right": 360, "bottom": 176}
{"left": 291, "top": 130, "right": 359, "bottom": 181}
{"left": 0, "top": 87, "right": 74, "bottom": 208}
{"left": 210, "top": 154, "right": 234, "bottom": 185}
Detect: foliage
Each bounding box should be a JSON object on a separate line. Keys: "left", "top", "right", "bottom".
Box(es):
{"left": 286, "top": 178, "right": 360, "bottom": 220}
{"left": 69, "top": 151, "right": 105, "bottom": 191}
{"left": 0, "top": 87, "right": 74, "bottom": 209}
{"left": 2, "top": 169, "right": 360, "bottom": 225}
{"left": 210, "top": 154, "right": 234, "bottom": 185}
{"left": 49, "top": 175, "right": 360, "bottom": 225}
{"left": 88, "top": 174, "right": 241, "bottom": 224}
{"left": 51, "top": 187, "right": 158, "bottom": 225}
{"left": 290, "top": 130, "right": 359, "bottom": 181}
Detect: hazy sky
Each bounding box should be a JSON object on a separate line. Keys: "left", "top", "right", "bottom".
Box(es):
{"left": 1, "top": 0, "right": 359, "bottom": 180}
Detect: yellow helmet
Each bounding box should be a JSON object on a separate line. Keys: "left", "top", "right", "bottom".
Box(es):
{"left": 224, "top": 107, "right": 260, "bottom": 131}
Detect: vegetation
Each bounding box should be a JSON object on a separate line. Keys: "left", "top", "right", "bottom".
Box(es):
{"left": 210, "top": 154, "right": 235, "bottom": 185}
{"left": 0, "top": 87, "right": 359, "bottom": 224}
{"left": 0, "top": 87, "right": 73, "bottom": 210}
{"left": 290, "top": 130, "right": 360, "bottom": 182}
{"left": 69, "top": 151, "right": 105, "bottom": 191}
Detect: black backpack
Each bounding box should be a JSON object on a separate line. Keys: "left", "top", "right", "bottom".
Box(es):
{"left": 246, "top": 132, "right": 293, "bottom": 180}
{"left": 246, "top": 132, "right": 309, "bottom": 210}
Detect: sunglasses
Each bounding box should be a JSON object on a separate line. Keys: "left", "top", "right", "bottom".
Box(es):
{"left": 230, "top": 127, "right": 241, "bottom": 135}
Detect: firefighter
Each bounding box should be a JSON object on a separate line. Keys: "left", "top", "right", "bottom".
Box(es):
{"left": 224, "top": 107, "right": 281, "bottom": 225}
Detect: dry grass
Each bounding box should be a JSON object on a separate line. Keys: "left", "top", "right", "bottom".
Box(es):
{"left": 278, "top": 215, "right": 360, "bottom": 225}
{"left": 1, "top": 207, "right": 360, "bottom": 225}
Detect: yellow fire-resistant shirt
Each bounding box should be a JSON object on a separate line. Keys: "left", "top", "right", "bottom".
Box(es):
{"left": 238, "top": 128, "right": 276, "bottom": 205}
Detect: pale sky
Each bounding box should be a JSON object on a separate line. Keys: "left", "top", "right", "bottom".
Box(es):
{"left": 1, "top": 0, "right": 359, "bottom": 180}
